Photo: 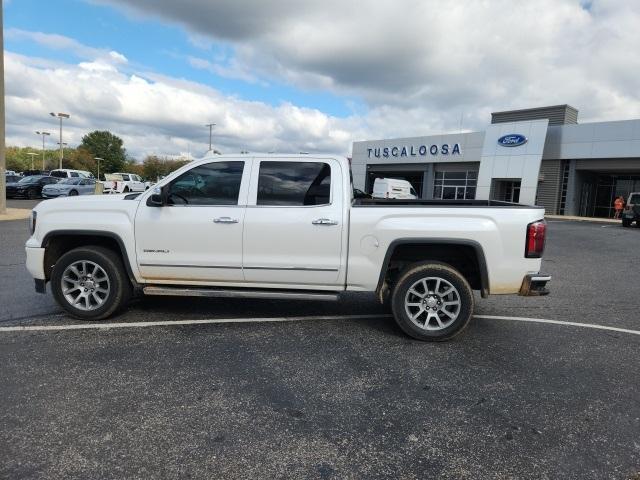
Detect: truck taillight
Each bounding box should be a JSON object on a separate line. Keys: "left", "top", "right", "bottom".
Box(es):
{"left": 525, "top": 220, "right": 546, "bottom": 258}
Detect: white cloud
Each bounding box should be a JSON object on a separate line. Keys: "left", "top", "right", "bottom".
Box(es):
{"left": 97, "top": 0, "right": 640, "bottom": 124}
{"left": 4, "top": 51, "right": 367, "bottom": 159}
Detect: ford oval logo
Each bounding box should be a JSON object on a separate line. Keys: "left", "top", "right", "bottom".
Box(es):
{"left": 497, "top": 134, "right": 527, "bottom": 147}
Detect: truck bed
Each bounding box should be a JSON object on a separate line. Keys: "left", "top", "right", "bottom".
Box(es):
{"left": 353, "top": 198, "right": 540, "bottom": 208}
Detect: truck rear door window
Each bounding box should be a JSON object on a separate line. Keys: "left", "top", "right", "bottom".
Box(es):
{"left": 257, "top": 161, "right": 331, "bottom": 206}
{"left": 167, "top": 161, "right": 244, "bottom": 205}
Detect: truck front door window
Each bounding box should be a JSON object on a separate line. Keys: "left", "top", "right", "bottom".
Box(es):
{"left": 168, "top": 161, "right": 244, "bottom": 205}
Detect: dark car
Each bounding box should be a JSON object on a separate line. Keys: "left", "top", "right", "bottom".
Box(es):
{"left": 6, "top": 175, "right": 59, "bottom": 199}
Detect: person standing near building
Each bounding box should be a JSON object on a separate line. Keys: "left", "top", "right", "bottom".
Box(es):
{"left": 614, "top": 196, "right": 625, "bottom": 219}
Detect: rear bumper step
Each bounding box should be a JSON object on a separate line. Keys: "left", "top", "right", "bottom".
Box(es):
{"left": 519, "top": 273, "right": 551, "bottom": 296}
{"left": 143, "top": 286, "right": 339, "bottom": 301}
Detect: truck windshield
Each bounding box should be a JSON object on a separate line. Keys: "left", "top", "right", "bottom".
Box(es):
{"left": 628, "top": 194, "right": 640, "bottom": 205}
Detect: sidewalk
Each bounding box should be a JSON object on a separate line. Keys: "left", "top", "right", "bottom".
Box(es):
{"left": 0, "top": 208, "right": 31, "bottom": 221}
{"left": 545, "top": 214, "right": 620, "bottom": 224}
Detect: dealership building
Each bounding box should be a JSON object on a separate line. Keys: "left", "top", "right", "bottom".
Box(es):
{"left": 351, "top": 105, "right": 640, "bottom": 217}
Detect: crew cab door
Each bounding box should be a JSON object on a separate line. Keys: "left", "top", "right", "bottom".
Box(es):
{"left": 242, "top": 158, "right": 346, "bottom": 286}
{"left": 134, "top": 159, "right": 250, "bottom": 282}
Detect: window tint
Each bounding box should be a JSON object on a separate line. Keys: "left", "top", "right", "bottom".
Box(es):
{"left": 121, "top": 174, "right": 130, "bottom": 181}
{"left": 70, "top": 172, "right": 79, "bottom": 177}
{"left": 257, "top": 162, "right": 331, "bottom": 206}
{"left": 167, "top": 161, "right": 244, "bottom": 205}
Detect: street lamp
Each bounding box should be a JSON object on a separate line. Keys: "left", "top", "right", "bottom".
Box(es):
{"left": 205, "top": 123, "right": 216, "bottom": 151}
{"left": 35, "top": 131, "right": 51, "bottom": 169}
{"left": 27, "top": 152, "right": 38, "bottom": 170}
{"left": 94, "top": 157, "right": 104, "bottom": 180}
{"left": 49, "top": 112, "right": 70, "bottom": 169}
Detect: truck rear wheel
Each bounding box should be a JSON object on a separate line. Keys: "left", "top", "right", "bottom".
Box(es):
{"left": 51, "top": 246, "right": 131, "bottom": 320}
{"left": 391, "top": 262, "right": 474, "bottom": 341}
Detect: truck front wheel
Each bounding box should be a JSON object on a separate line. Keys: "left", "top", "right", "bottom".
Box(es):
{"left": 391, "top": 262, "right": 474, "bottom": 341}
{"left": 51, "top": 246, "right": 131, "bottom": 320}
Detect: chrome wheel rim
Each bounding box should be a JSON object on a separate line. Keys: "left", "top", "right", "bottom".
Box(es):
{"left": 404, "top": 277, "right": 461, "bottom": 331}
{"left": 61, "top": 260, "right": 110, "bottom": 311}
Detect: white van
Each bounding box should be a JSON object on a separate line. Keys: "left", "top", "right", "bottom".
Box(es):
{"left": 372, "top": 178, "right": 418, "bottom": 199}
{"left": 50, "top": 169, "right": 94, "bottom": 179}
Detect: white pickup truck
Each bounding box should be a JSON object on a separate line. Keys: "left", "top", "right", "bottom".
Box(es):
{"left": 25, "top": 154, "right": 550, "bottom": 341}
{"left": 102, "top": 173, "right": 147, "bottom": 194}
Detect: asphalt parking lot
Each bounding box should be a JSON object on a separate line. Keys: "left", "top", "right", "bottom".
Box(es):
{"left": 1, "top": 200, "right": 639, "bottom": 479}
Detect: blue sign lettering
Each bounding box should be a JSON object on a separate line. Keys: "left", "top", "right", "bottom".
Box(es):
{"left": 419, "top": 145, "right": 427, "bottom": 155}
{"left": 391, "top": 147, "right": 399, "bottom": 156}
{"left": 366, "top": 143, "right": 462, "bottom": 158}
{"left": 383, "top": 147, "right": 389, "bottom": 157}
{"left": 429, "top": 145, "right": 438, "bottom": 155}
{"left": 452, "top": 144, "right": 460, "bottom": 155}
{"left": 441, "top": 144, "right": 449, "bottom": 155}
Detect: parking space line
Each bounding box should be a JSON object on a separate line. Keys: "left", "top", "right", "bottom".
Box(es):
{"left": 475, "top": 315, "right": 640, "bottom": 336}
{"left": 0, "top": 313, "right": 638, "bottom": 336}
{"left": 0, "top": 314, "right": 392, "bottom": 332}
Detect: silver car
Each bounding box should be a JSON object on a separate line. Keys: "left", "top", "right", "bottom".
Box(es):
{"left": 42, "top": 178, "right": 96, "bottom": 198}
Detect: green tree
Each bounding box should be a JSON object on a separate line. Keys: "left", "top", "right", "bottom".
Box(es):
{"left": 142, "top": 155, "right": 190, "bottom": 182}
{"left": 79, "top": 130, "right": 127, "bottom": 174}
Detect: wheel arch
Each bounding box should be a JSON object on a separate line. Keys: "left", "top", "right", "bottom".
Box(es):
{"left": 376, "top": 238, "right": 490, "bottom": 299}
{"left": 41, "top": 230, "right": 138, "bottom": 287}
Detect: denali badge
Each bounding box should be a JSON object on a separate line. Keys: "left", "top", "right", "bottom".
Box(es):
{"left": 497, "top": 134, "right": 527, "bottom": 147}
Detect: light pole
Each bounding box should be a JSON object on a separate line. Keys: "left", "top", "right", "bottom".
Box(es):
{"left": 35, "top": 131, "right": 51, "bottom": 169}
{"left": 205, "top": 123, "right": 216, "bottom": 152}
{"left": 0, "top": 0, "right": 6, "bottom": 214}
{"left": 94, "top": 157, "right": 103, "bottom": 180}
{"left": 27, "top": 152, "right": 38, "bottom": 170}
{"left": 50, "top": 112, "right": 70, "bottom": 169}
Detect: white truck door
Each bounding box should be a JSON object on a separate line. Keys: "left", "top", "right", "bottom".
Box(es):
{"left": 134, "top": 160, "right": 250, "bottom": 282}
{"left": 242, "top": 158, "right": 345, "bottom": 286}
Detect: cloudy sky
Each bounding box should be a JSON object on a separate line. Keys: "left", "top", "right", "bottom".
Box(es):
{"left": 5, "top": 0, "right": 640, "bottom": 159}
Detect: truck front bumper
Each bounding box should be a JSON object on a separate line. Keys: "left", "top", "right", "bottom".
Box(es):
{"left": 519, "top": 273, "right": 551, "bottom": 296}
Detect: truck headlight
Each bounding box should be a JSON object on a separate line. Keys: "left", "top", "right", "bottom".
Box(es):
{"left": 29, "top": 211, "right": 37, "bottom": 235}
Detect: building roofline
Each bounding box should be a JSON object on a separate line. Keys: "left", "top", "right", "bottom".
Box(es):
{"left": 491, "top": 104, "right": 578, "bottom": 116}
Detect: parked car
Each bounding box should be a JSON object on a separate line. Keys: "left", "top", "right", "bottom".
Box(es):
{"left": 622, "top": 192, "right": 640, "bottom": 227}
{"left": 5, "top": 170, "right": 17, "bottom": 176}
{"left": 5, "top": 174, "right": 22, "bottom": 184}
{"left": 6, "top": 175, "right": 59, "bottom": 199}
{"left": 102, "top": 173, "right": 146, "bottom": 193}
{"left": 25, "top": 154, "right": 550, "bottom": 342}
{"left": 42, "top": 177, "right": 96, "bottom": 199}
{"left": 372, "top": 178, "right": 418, "bottom": 199}
{"left": 49, "top": 169, "right": 94, "bottom": 179}
{"left": 22, "top": 169, "right": 48, "bottom": 177}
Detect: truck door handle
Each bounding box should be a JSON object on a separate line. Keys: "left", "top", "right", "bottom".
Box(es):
{"left": 312, "top": 218, "right": 338, "bottom": 225}
{"left": 213, "top": 217, "right": 239, "bottom": 224}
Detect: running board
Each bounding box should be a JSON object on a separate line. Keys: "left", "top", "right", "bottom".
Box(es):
{"left": 142, "top": 286, "right": 339, "bottom": 301}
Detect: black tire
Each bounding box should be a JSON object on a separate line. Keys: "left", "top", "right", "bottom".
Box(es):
{"left": 28, "top": 188, "right": 38, "bottom": 199}
{"left": 622, "top": 218, "right": 631, "bottom": 227}
{"left": 51, "top": 246, "right": 131, "bottom": 320}
{"left": 391, "top": 262, "right": 474, "bottom": 341}
{"left": 123, "top": 187, "right": 130, "bottom": 193}
{"left": 69, "top": 189, "right": 78, "bottom": 196}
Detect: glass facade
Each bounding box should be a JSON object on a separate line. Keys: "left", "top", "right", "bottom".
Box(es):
{"left": 433, "top": 171, "right": 477, "bottom": 200}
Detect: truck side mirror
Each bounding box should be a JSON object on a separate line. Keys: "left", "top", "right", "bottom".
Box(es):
{"left": 147, "top": 186, "right": 166, "bottom": 207}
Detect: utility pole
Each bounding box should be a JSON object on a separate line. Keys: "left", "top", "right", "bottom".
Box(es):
{"left": 0, "top": 0, "right": 6, "bottom": 214}
{"left": 27, "top": 152, "right": 37, "bottom": 170}
{"left": 50, "top": 112, "right": 70, "bottom": 169}
{"left": 36, "top": 131, "right": 51, "bottom": 169}
{"left": 94, "top": 157, "right": 103, "bottom": 180}
{"left": 205, "top": 123, "right": 216, "bottom": 152}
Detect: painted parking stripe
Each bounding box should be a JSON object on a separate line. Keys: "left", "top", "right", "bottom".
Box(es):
{"left": 0, "top": 314, "right": 638, "bottom": 336}
{"left": 0, "top": 314, "right": 392, "bottom": 332}
{"left": 474, "top": 315, "right": 640, "bottom": 336}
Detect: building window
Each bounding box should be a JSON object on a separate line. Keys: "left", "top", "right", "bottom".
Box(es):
{"left": 433, "top": 171, "right": 477, "bottom": 200}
